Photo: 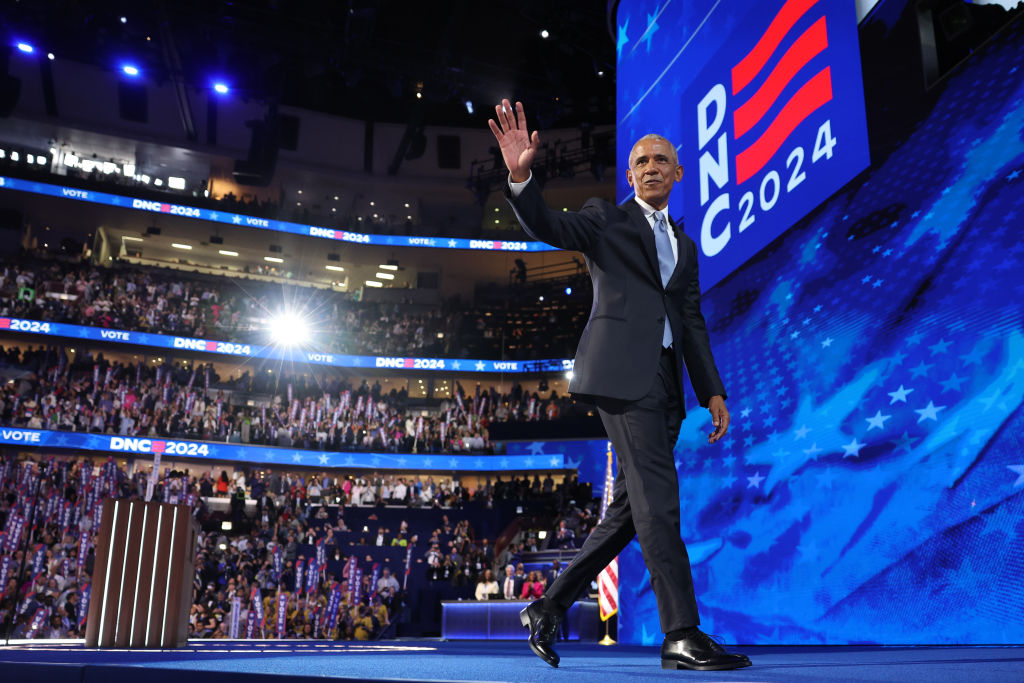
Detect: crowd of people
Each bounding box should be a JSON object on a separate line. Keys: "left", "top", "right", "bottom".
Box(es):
{"left": 0, "top": 255, "right": 586, "bottom": 361}
{"left": 0, "top": 345, "right": 586, "bottom": 455}
{"left": 0, "top": 454, "right": 590, "bottom": 640}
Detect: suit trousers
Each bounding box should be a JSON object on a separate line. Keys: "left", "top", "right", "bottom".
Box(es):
{"left": 545, "top": 347, "right": 700, "bottom": 632}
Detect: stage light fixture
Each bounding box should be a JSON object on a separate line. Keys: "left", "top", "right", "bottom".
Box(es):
{"left": 465, "top": 101, "right": 474, "bottom": 114}
{"left": 268, "top": 312, "right": 311, "bottom": 347}
{"left": 540, "top": 29, "right": 550, "bottom": 39}
{"left": 16, "top": 42, "right": 34, "bottom": 54}
{"left": 167, "top": 176, "right": 186, "bottom": 190}
{"left": 213, "top": 82, "right": 229, "bottom": 94}
{"left": 120, "top": 16, "right": 127, "bottom": 24}
{"left": 565, "top": 371, "right": 574, "bottom": 380}
{"left": 121, "top": 64, "right": 140, "bottom": 77}
{"left": 47, "top": 52, "right": 55, "bottom": 60}
{"left": 565, "top": 287, "right": 572, "bottom": 295}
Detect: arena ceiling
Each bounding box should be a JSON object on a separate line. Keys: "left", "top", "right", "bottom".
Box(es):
{"left": 4, "top": 0, "right": 617, "bottom": 129}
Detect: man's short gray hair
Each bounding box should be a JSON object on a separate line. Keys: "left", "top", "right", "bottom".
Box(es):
{"left": 629, "top": 134, "right": 679, "bottom": 167}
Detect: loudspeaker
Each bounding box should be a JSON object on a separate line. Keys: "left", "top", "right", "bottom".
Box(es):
{"left": 437, "top": 134, "right": 461, "bottom": 169}
{"left": 146, "top": 226, "right": 161, "bottom": 235}
{"left": 118, "top": 81, "right": 148, "bottom": 123}
{"left": 209, "top": 235, "right": 224, "bottom": 244}
{"left": 268, "top": 244, "right": 282, "bottom": 253}
{"left": 0, "top": 48, "right": 21, "bottom": 118}
{"left": 233, "top": 117, "right": 279, "bottom": 186}
{"left": 278, "top": 113, "right": 300, "bottom": 151}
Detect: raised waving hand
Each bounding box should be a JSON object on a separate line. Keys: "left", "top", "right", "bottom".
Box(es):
{"left": 487, "top": 99, "right": 540, "bottom": 183}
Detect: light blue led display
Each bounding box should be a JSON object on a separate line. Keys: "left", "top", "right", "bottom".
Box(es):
{"left": 614, "top": 0, "right": 1024, "bottom": 645}
{"left": 0, "top": 427, "right": 565, "bottom": 471}
{"left": 0, "top": 175, "right": 558, "bottom": 252}
{"left": 0, "top": 317, "right": 573, "bottom": 374}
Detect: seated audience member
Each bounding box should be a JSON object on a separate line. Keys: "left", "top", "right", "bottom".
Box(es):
{"left": 474, "top": 568, "right": 499, "bottom": 600}
{"left": 520, "top": 570, "right": 544, "bottom": 600}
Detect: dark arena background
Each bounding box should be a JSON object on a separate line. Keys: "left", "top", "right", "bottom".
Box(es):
{"left": 0, "top": 1, "right": 1022, "bottom": 681}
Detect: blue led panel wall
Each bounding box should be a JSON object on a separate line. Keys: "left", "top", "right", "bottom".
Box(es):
{"left": 615, "top": 6, "right": 1024, "bottom": 645}
{"left": 616, "top": 0, "right": 870, "bottom": 289}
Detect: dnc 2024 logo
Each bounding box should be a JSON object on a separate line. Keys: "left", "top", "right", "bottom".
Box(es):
{"left": 682, "top": 0, "right": 870, "bottom": 288}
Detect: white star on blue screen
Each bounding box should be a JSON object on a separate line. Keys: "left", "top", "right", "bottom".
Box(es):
{"left": 616, "top": 19, "right": 630, "bottom": 61}
{"left": 888, "top": 385, "right": 914, "bottom": 404}
{"left": 842, "top": 438, "right": 865, "bottom": 458}
{"left": 866, "top": 410, "right": 892, "bottom": 430}
{"left": 914, "top": 401, "right": 945, "bottom": 422}
{"left": 643, "top": 12, "right": 659, "bottom": 53}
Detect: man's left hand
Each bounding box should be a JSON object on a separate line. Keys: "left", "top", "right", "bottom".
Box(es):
{"left": 707, "top": 395, "right": 729, "bottom": 444}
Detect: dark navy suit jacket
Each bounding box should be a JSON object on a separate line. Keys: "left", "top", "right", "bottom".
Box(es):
{"left": 506, "top": 180, "right": 727, "bottom": 412}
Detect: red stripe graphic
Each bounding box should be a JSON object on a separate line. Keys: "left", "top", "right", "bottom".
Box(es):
{"left": 735, "top": 66, "right": 833, "bottom": 185}
{"left": 733, "top": 16, "right": 828, "bottom": 140}
{"left": 731, "top": 0, "right": 820, "bottom": 95}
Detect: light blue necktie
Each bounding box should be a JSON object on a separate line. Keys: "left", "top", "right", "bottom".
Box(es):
{"left": 653, "top": 211, "right": 674, "bottom": 348}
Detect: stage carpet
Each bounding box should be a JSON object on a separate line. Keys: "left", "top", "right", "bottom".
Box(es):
{"left": 1, "top": 639, "right": 1022, "bottom": 682}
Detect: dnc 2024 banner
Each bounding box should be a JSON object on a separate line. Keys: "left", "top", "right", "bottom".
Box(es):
{"left": 0, "top": 317, "right": 573, "bottom": 374}
{"left": 0, "top": 427, "right": 565, "bottom": 472}
{"left": 617, "top": 0, "right": 870, "bottom": 290}
{"left": 614, "top": 0, "right": 1024, "bottom": 645}
{"left": 0, "top": 175, "right": 557, "bottom": 253}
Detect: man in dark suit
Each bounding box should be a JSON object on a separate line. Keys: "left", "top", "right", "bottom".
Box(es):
{"left": 489, "top": 100, "right": 749, "bottom": 672}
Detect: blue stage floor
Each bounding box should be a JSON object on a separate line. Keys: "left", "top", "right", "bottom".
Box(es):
{"left": 1, "top": 639, "right": 1023, "bottom": 682}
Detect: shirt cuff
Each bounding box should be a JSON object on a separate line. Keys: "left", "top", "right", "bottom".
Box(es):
{"left": 508, "top": 172, "right": 533, "bottom": 197}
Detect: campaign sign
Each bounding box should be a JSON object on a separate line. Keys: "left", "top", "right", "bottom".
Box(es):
{"left": 680, "top": 0, "right": 869, "bottom": 288}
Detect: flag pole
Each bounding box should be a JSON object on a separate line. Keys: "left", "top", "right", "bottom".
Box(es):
{"left": 599, "top": 614, "right": 616, "bottom": 646}
{"left": 596, "top": 441, "right": 619, "bottom": 645}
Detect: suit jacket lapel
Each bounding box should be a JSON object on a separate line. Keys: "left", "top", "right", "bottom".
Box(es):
{"left": 621, "top": 199, "right": 660, "bottom": 283}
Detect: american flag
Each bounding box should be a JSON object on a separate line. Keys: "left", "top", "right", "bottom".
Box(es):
{"left": 597, "top": 441, "right": 618, "bottom": 621}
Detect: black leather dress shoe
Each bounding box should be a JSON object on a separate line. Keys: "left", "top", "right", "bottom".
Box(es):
{"left": 519, "top": 599, "right": 562, "bottom": 668}
{"left": 661, "top": 629, "right": 752, "bottom": 671}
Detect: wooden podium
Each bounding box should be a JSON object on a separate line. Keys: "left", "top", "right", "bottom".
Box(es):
{"left": 84, "top": 499, "right": 198, "bottom": 648}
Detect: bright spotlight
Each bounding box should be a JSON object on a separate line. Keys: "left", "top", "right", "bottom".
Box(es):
{"left": 465, "top": 100, "right": 474, "bottom": 114}
{"left": 269, "top": 313, "right": 311, "bottom": 347}
{"left": 213, "top": 82, "right": 229, "bottom": 95}
{"left": 17, "top": 42, "right": 34, "bottom": 54}
{"left": 540, "top": 29, "right": 550, "bottom": 39}
{"left": 565, "top": 286, "right": 572, "bottom": 295}
{"left": 47, "top": 52, "right": 55, "bottom": 60}
{"left": 121, "top": 64, "right": 140, "bottom": 77}
{"left": 565, "top": 371, "right": 574, "bottom": 380}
